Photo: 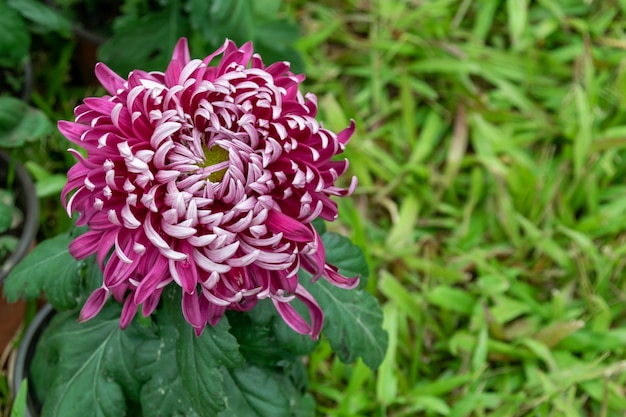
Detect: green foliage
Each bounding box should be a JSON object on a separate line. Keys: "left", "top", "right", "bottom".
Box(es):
{"left": 3, "top": 233, "right": 79, "bottom": 309}
{"left": 0, "top": 0, "right": 72, "bottom": 69}
{"left": 218, "top": 364, "right": 315, "bottom": 417}
{"left": 291, "top": 0, "right": 626, "bottom": 415}
{"left": 303, "top": 276, "right": 386, "bottom": 370}
{"left": 0, "top": 189, "right": 16, "bottom": 233}
{"left": 0, "top": 97, "right": 52, "bottom": 148}
{"left": 32, "top": 306, "right": 140, "bottom": 417}
{"left": 169, "top": 290, "right": 243, "bottom": 415}
{"left": 0, "top": 1, "right": 29, "bottom": 68}
{"left": 9, "top": 379, "right": 27, "bottom": 417}
{"left": 7, "top": 0, "right": 72, "bottom": 36}
{"left": 98, "top": 0, "right": 304, "bottom": 76}
{"left": 321, "top": 232, "right": 369, "bottom": 288}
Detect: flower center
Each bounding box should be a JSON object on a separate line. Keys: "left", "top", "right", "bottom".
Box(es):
{"left": 201, "top": 145, "right": 229, "bottom": 182}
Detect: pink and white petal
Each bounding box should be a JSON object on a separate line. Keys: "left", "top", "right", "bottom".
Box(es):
{"left": 94, "top": 63, "right": 126, "bottom": 96}
{"left": 79, "top": 287, "right": 110, "bottom": 322}
{"left": 323, "top": 264, "right": 360, "bottom": 290}
{"left": 272, "top": 284, "right": 324, "bottom": 340}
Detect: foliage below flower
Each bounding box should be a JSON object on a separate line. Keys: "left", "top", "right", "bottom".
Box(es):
{"left": 60, "top": 38, "right": 358, "bottom": 339}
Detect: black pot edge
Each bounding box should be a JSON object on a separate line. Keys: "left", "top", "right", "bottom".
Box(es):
{"left": 0, "top": 151, "right": 40, "bottom": 284}
{"left": 13, "top": 303, "right": 54, "bottom": 417}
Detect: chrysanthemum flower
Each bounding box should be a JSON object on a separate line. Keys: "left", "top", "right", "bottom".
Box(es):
{"left": 60, "top": 38, "right": 358, "bottom": 339}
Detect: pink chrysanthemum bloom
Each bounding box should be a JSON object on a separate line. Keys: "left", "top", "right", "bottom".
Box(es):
{"left": 60, "top": 38, "right": 358, "bottom": 339}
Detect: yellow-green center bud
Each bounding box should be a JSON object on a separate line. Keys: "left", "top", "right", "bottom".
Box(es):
{"left": 201, "top": 146, "right": 229, "bottom": 182}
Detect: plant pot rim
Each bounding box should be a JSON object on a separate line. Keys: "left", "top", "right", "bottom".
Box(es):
{"left": 0, "top": 150, "right": 39, "bottom": 284}
{"left": 13, "top": 303, "right": 53, "bottom": 417}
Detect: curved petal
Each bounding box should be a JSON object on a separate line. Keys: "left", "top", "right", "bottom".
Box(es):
{"left": 79, "top": 287, "right": 110, "bottom": 322}
{"left": 266, "top": 210, "right": 314, "bottom": 242}
{"left": 120, "top": 296, "right": 138, "bottom": 328}
{"left": 272, "top": 284, "right": 324, "bottom": 340}
{"left": 94, "top": 62, "right": 126, "bottom": 95}
{"left": 182, "top": 291, "right": 205, "bottom": 328}
{"left": 323, "top": 264, "right": 360, "bottom": 290}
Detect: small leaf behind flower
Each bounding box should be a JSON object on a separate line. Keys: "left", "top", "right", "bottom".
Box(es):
{"left": 4, "top": 234, "right": 80, "bottom": 309}
{"left": 304, "top": 279, "right": 388, "bottom": 370}
{"left": 228, "top": 300, "right": 318, "bottom": 365}
{"left": 302, "top": 232, "right": 387, "bottom": 369}
{"left": 0, "top": 97, "right": 52, "bottom": 148}
{"left": 322, "top": 232, "right": 369, "bottom": 288}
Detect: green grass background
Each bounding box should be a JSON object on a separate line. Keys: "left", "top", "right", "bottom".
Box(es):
{"left": 8, "top": 0, "right": 626, "bottom": 415}
{"left": 288, "top": 0, "right": 626, "bottom": 416}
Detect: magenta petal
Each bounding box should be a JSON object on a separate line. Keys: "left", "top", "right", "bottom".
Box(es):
{"left": 103, "top": 251, "right": 139, "bottom": 288}
{"left": 134, "top": 256, "right": 168, "bottom": 305}
{"left": 323, "top": 264, "right": 360, "bottom": 290}
{"left": 266, "top": 210, "right": 314, "bottom": 242}
{"left": 79, "top": 287, "right": 110, "bottom": 322}
{"left": 173, "top": 259, "right": 199, "bottom": 294}
{"left": 164, "top": 60, "right": 184, "bottom": 87}
{"left": 141, "top": 287, "right": 163, "bottom": 317}
{"left": 69, "top": 231, "right": 102, "bottom": 260}
{"left": 94, "top": 62, "right": 125, "bottom": 95}
{"left": 337, "top": 120, "right": 356, "bottom": 145}
{"left": 134, "top": 269, "right": 163, "bottom": 305}
{"left": 171, "top": 37, "right": 190, "bottom": 65}
{"left": 83, "top": 97, "right": 117, "bottom": 115}
{"left": 120, "top": 296, "right": 138, "bottom": 328}
{"left": 182, "top": 291, "right": 205, "bottom": 328}
{"left": 58, "top": 121, "right": 89, "bottom": 144}
{"left": 301, "top": 232, "right": 325, "bottom": 280}
{"left": 272, "top": 284, "right": 324, "bottom": 340}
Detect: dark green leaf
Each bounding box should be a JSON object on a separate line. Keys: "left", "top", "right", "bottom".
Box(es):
{"left": 218, "top": 364, "right": 313, "bottom": 417}
{"left": 292, "top": 394, "right": 315, "bottom": 417}
{"left": 7, "top": 0, "right": 72, "bottom": 35}
{"left": 0, "top": 189, "right": 14, "bottom": 233}
{"left": 0, "top": 97, "right": 52, "bottom": 148}
{"left": 234, "top": 298, "right": 318, "bottom": 360}
{"left": 228, "top": 304, "right": 317, "bottom": 365}
{"left": 255, "top": 22, "right": 305, "bottom": 73}
{"left": 265, "top": 299, "right": 318, "bottom": 356}
{"left": 4, "top": 234, "right": 76, "bottom": 303}
{"left": 99, "top": 9, "right": 185, "bottom": 76}
{"left": 0, "top": 235, "right": 18, "bottom": 254}
{"left": 227, "top": 312, "right": 287, "bottom": 366}
{"left": 42, "top": 253, "right": 81, "bottom": 311}
{"left": 135, "top": 318, "right": 200, "bottom": 417}
{"left": 164, "top": 287, "right": 243, "bottom": 416}
{"left": 0, "top": 2, "right": 29, "bottom": 68}
{"left": 302, "top": 277, "right": 387, "bottom": 369}
{"left": 303, "top": 232, "right": 385, "bottom": 368}
{"left": 35, "top": 305, "right": 143, "bottom": 417}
